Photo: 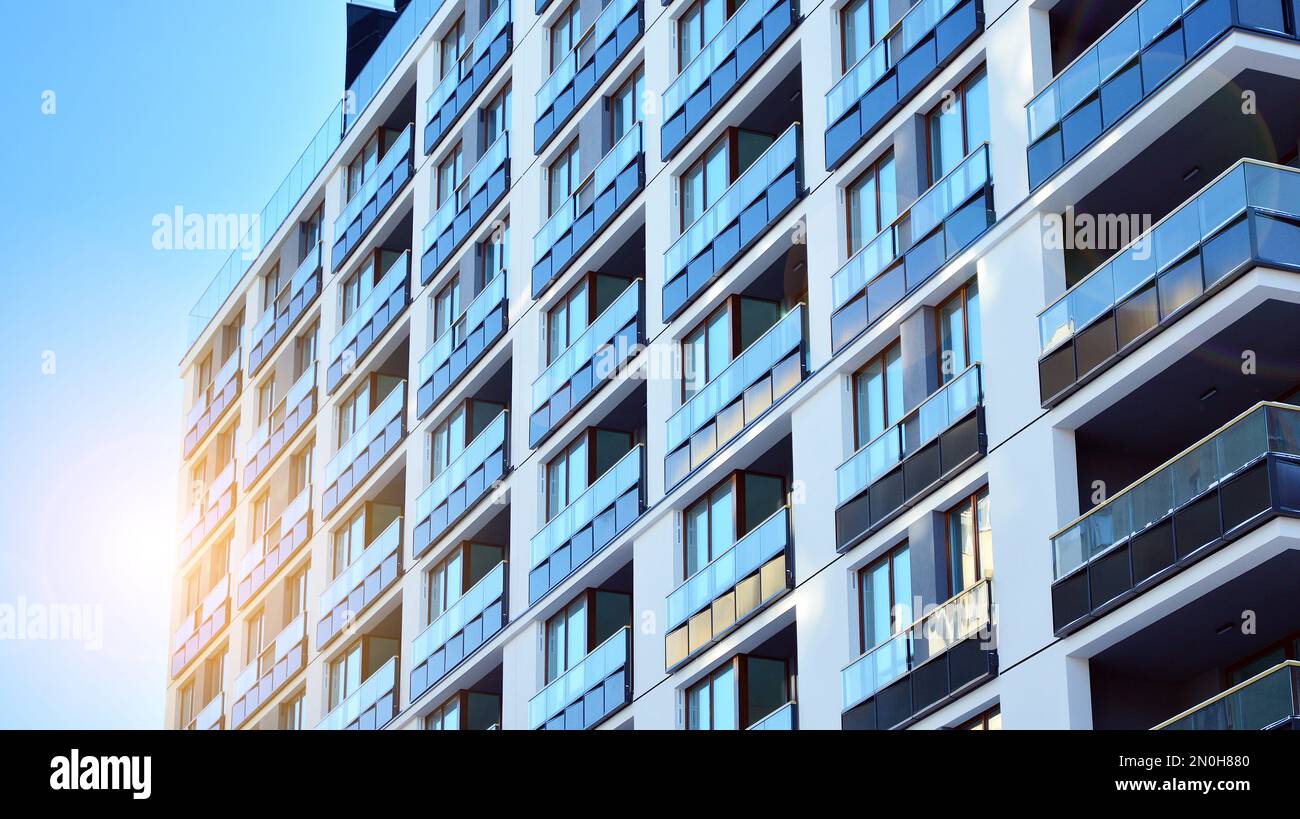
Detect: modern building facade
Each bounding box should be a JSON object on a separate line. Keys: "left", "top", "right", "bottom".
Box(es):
{"left": 168, "top": 0, "right": 1300, "bottom": 731}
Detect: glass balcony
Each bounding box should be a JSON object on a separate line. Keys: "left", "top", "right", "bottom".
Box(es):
{"left": 417, "top": 270, "right": 509, "bottom": 419}
{"left": 830, "top": 144, "right": 993, "bottom": 353}
{"left": 842, "top": 577, "right": 994, "bottom": 729}
{"left": 249, "top": 241, "right": 324, "bottom": 375}
{"left": 189, "top": 692, "right": 225, "bottom": 731}
{"left": 660, "top": 0, "right": 798, "bottom": 161}
{"left": 529, "top": 626, "right": 631, "bottom": 729}
{"left": 1037, "top": 159, "right": 1300, "bottom": 406}
{"left": 332, "top": 123, "right": 414, "bottom": 271}
{"left": 178, "top": 459, "right": 238, "bottom": 562}
{"left": 529, "top": 445, "right": 644, "bottom": 605}
{"left": 529, "top": 279, "right": 642, "bottom": 447}
{"left": 170, "top": 575, "right": 231, "bottom": 679}
{"left": 235, "top": 484, "right": 312, "bottom": 609}
{"left": 665, "top": 507, "right": 790, "bottom": 669}
{"left": 424, "top": 1, "right": 513, "bottom": 155}
{"left": 534, "top": 0, "right": 642, "bottom": 152}
{"left": 412, "top": 409, "right": 509, "bottom": 558}
{"left": 1155, "top": 662, "right": 1300, "bottom": 730}
{"left": 317, "top": 517, "right": 403, "bottom": 648}
{"left": 326, "top": 250, "right": 411, "bottom": 394}
{"left": 231, "top": 612, "right": 307, "bottom": 727}
{"left": 664, "top": 306, "right": 805, "bottom": 489}
{"left": 317, "top": 655, "right": 400, "bottom": 730}
{"left": 184, "top": 349, "right": 242, "bottom": 457}
{"left": 824, "top": 0, "right": 982, "bottom": 171}
{"left": 321, "top": 381, "right": 407, "bottom": 519}
{"left": 410, "top": 560, "right": 507, "bottom": 698}
{"left": 663, "top": 124, "right": 802, "bottom": 322}
{"left": 421, "top": 130, "right": 511, "bottom": 285}
{"left": 344, "top": 0, "right": 447, "bottom": 132}
{"left": 835, "top": 364, "right": 983, "bottom": 551}
{"left": 747, "top": 700, "right": 797, "bottom": 730}
{"left": 243, "top": 365, "right": 317, "bottom": 487}
{"left": 1051, "top": 402, "right": 1300, "bottom": 635}
{"left": 531, "top": 124, "right": 644, "bottom": 298}
{"left": 1026, "top": 0, "right": 1294, "bottom": 189}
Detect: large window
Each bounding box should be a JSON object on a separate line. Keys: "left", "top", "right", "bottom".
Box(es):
{"left": 947, "top": 488, "right": 992, "bottom": 596}
{"left": 436, "top": 143, "right": 464, "bottom": 207}
{"left": 545, "top": 274, "right": 631, "bottom": 364}
{"left": 686, "top": 655, "right": 790, "bottom": 729}
{"left": 678, "top": 0, "right": 736, "bottom": 70}
{"left": 244, "top": 609, "right": 265, "bottom": 667}
{"left": 429, "top": 400, "right": 505, "bottom": 480}
{"left": 680, "top": 128, "right": 775, "bottom": 228}
{"left": 846, "top": 151, "right": 898, "bottom": 254}
{"left": 483, "top": 86, "right": 511, "bottom": 148}
{"left": 859, "top": 543, "right": 911, "bottom": 652}
{"left": 852, "top": 340, "right": 903, "bottom": 447}
{"left": 332, "top": 508, "right": 367, "bottom": 579}
{"left": 926, "top": 66, "right": 989, "bottom": 184}
{"left": 337, "top": 377, "right": 373, "bottom": 448}
{"left": 937, "top": 279, "right": 981, "bottom": 384}
{"left": 681, "top": 296, "right": 781, "bottom": 399}
{"left": 960, "top": 705, "right": 1002, "bottom": 730}
{"left": 840, "top": 0, "right": 890, "bottom": 71}
{"left": 546, "top": 428, "right": 634, "bottom": 518}
{"left": 425, "top": 543, "right": 504, "bottom": 623}
{"left": 684, "top": 472, "right": 786, "bottom": 577}
{"left": 346, "top": 128, "right": 401, "bottom": 201}
{"left": 548, "top": 139, "right": 581, "bottom": 214}
{"left": 610, "top": 68, "right": 645, "bottom": 144}
{"left": 433, "top": 279, "right": 462, "bottom": 344}
{"left": 294, "top": 321, "right": 318, "bottom": 379}
{"left": 328, "top": 641, "right": 363, "bottom": 710}
{"left": 687, "top": 663, "right": 737, "bottom": 729}
{"left": 550, "top": 3, "right": 582, "bottom": 72}
{"left": 281, "top": 694, "right": 304, "bottom": 730}
{"left": 440, "top": 16, "right": 466, "bottom": 79}
{"left": 544, "top": 590, "right": 631, "bottom": 683}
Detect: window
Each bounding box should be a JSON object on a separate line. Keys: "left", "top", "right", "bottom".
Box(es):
{"left": 210, "top": 537, "right": 230, "bottom": 581}
{"left": 687, "top": 663, "right": 737, "bottom": 729}
{"left": 545, "top": 597, "right": 588, "bottom": 684}
{"left": 686, "top": 655, "right": 789, "bottom": 729}
{"left": 680, "top": 129, "right": 775, "bottom": 228}
{"left": 430, "top": 404, "right": 468, "bottom": 479}
{"left": 546, "top": 429, "right": 634, "bottom": 518}
{"left": 440, "top": 17, "right": 466, "bottom": 79}
{"left": 245, "top": 609, "right": 265, "bottom": 667}
{"left": 859, "top": 543, "right": 911, "bottom": 653}
{"left": 183, "top": 569, "right": 201, "bottom": 614}
{"left": 548, "top": 140, "right": 581, "bottom": 214}
{"left": 328, "top": 641, "right": 364, "bottom": 710}
{"left": 426, "top": 549, "right": 464, "bottom": 623}
{"left": 926, "top": 66, "right": 989, "bottom": 184}
{"left": 285, "top": 567, "right": 308, "bottom": 620}
{"left": 216, "top": 426, "right": 236, "bottom": 468}
{"left": 846, "top": 151, "right": 898, "bottom": 254}
{"left": 479, "top": 222, "right": 508, "bottom": 285}
{"left": 346, "top": 129, "right": 399, "bottom": 200}
{"left": 425, "top": 697, "right": 463, "bottom": 730}
{"left": 678, "top": 0, "right": 735, "bottom": 70}
{"left": 433, "top": 279, "right": 462, "bottom": 344}
{"left": 483, "top": 86, "right": 511, "bottom": 148}
{"left": 295, "top": 321, "right": 318, "bottom": 379}
{"left": 261, "top": 263, "right": 282, "bottom": 315}
{"left": 852, "top": 340, "right": 903, "bottom": 448}
{"left": 289, "top": 447, "right": 312, "bottom": 497}
{"left": 281, "top": 694, "right": 304, "bottom": 730}
{"left": 337, "top": 377, "right": 373, "bottom": 448}
{"left": 251, "top": 493, "right": 271, "bottom": 543}
{"left": 194, "top": 354, "right": 213, "bottom": 405}
{"left": 684, "top": 472, "right": 785, "bottom": 577}
{"left": 332, "top": 508, "right": 367, "bottom": 579}
{"left": 178, "top": 681, "right": 195, "bottom": 729}
{"left": 549, "top": 3, "right": 581, "bottom": 72}
{"left": 681, "top": 296, "right": 781, "bottom": 399}
{"left": 436, "top": 143, "right": 464, "bottom": 207}
{"left": 300, "top": 206, "right": 323, "bottom": 257}
{"left": 960, "top": 705, "right": 1002, "bottom": 730}
{"left": 947, "top": 488, "right": 992, "bottom": 596}
{"left": 840, "top": 0, "right": 890, "bottom": 71}
{"left": 340, "top": 260, "right": 375, "bottom": 325}
{"left": 202, "top": 651, "right": 225, "bottom": 702}
{"left": 544, "top": 274, "right": 631, "bottom": 364}
{"left": 937, "top": 280, "right": 982, "bottom": 383}
{"left": 222, "top": 312, "right": 243, "bottom": 361}
{"left": 610, "top": 68, "right": 644, "bottom": 144}
{"left": 256, "top": 379, "right": 277, "bottom": 426}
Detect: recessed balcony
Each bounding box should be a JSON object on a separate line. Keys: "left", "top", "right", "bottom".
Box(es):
{"left": 842, "top": 578, "right": 995, "bottom": 730}
{"left": 326, "top": 250, "right": 411, "bottom": 394}
{"left": 243, "top": 366, "right": 317, "bottom": 488}
{"left": 186, "top": 692, "right": 225, "bottom": 731}
{"left": 412, "top": 409, "right": 510, "bottom": 559}
{"left": 332, "top": 123, "right": 414, "bottom": 271}
{"left": 534, "top": 0, "right": 642, "bottom": 153}
{"left": 322, "top": 380, "right": 407, "bottom": 519}
{"left": 835, "top": 364, "right": 985, "bottom": 552}
{"left": 660, "top": 0, "right": 799, "bottom": 162}
{"left": 235, "top": 485, "right": 312, "bottom": 610}
{"left": 830, "top": 144, "right": 994, "bottom": 354}
{"left": 409, "top": 559, "right": 508, "bottom": 701}
{"left": 317, "top": 654, "right": 399, "bottom": 730}
{"left": 531, "top": 126, "right": 645, "bottom": 300}
{"left": 178, "top": 460, "right": 237, "bottom": 563}
{"left": 1156, "top": 661, "right": 1300, "bottom": 729}
{"left": 170, "top": 575, "right": 230, "bottom": 679}
{"left": 183, "top": 350, "right": 241, "bottom": 458}
{"left": 423, "top": 2, "right": 513, "bottom": 156}
{"left": 230, "top": 613, "right": 307, "bottom": 728}
{"left": 662, "top": 123, "right": 803, "bottom": 323}
{"left": 528, "top": 625, "right": 631, "bottom": 730}
{"left": 248, "top": 242, "right": 323, "bottom": 376}
{"left": 420, "top": 131, "right": 511, "bottom": 286}
{"left": 824, "top": 0, "right": 984, "bottom": 171}
{"left": 317, "top": 516, "right": 403, "bottom": 648}
{"left": 747, "top": 700, "right": 797, "bottom": 729}
{"left": 417, "top": 271, "right": 509, "bottom": 420}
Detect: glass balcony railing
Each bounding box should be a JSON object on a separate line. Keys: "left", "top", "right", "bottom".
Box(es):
{"left": 532, "top": 280, "right": 640, "bottom": 410}
{"left": 346, "top": 0, "right": 447, "bottom": 131}
{"left": 537, "top": 0, "right": 636, "bottom": 119}
{"left": 245, "top": 365, "right": 316, "bottom": 466}
{"left": 319, "top": 516, "right": 403, "bottom": 618}
{"left": 426, "top": 1, "right": 510, "bottom": 125}
{"left": 186, "top": 350, "right": 242, "bottom": 431}
{"left": 666, "top": 306, "right": 804, "bottom": 453}
{"left": 236, "top": 484, "right": 312, "bottom": 608}
{"left": 531, "top": 445, "right": 643, "bottom": 569}
{"left": 529, "top": 626, "right": 630, "bottom": 729}
{"left": 411, "top": 560, "right": 506, "bottom": 670}
{"left": 423, "top": 130, "right": 511, "bottom": 254}
{"left": 842, "top": 578, "right": 992, "bottom": 711}
{"left": 323, "top": 381, "right": 407, "bottom": 491}
{"left": 663, "top": 0, "right": 783, "bottom": 120}
{"left": 1155, "top": 661, "right": 1300, "bottom": 730}
{"left": 836, "top": 364, "right": 982, "bottom": 505}
{"left": 233, "top": 612, "right": 306, "bottom": 704}
{"left": 666, "top": 507, "right": 789, "bottom": 630}
{"left": 419, "top": 270, "right": 507, "bottom": 387}
{"left": 317, "top": 655, "right": 399, "bottom": 730}
{"left": 190, "top": 692, "right": 225, "bottom": 731}
{"left": 250, "top": 241, "right": 323, "bottom": 355}
{"left": 328, "top": 250, "right": 410, "bottom": 364}
{"left": 415, "top": 409, "right": 509, "bottom": 523}
{"left": 747, "top": 701, "right": 796, "bottom": 730}
{"left": 335, "top": 123, "right": 414, "bottom": 242}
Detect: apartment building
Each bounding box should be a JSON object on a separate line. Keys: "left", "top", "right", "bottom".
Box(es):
{"left": 168, "top": 0, "right": 1300, "bottom": 731}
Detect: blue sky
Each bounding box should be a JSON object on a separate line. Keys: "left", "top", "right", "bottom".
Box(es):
{"left": 0, "top": 1, "right": 347, "bottom": 728}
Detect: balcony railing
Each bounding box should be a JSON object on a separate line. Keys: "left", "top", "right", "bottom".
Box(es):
{"left": 824, "top": 0, "right": 982, "bottom": 171}
{"left": 170, "top": 575, "right": 231, "bottom": 679}
{"left": 417, "top": 270, "right": 509, "bottom": 419}
{"left": 322, "top": 381, "right": 407, "bottom": 519}
{"left": 529, "top": 445, "right": 644, "bottom": 605}
{"left": 424, "top": 0, "right": 513, "bottom": 155}
{"left": 317, "top": 655, "right": 399, "bottom": 730}
{"left": 178, "top": 459, "right": 238, "bottom": 562}
{"left": 235, "top": 484, "right": 312, "bottom": 609}
{"left": 664, "top": 306, "right": 805, "bottom": 489}
{"left": 231, "top": 612, "right": 307, "bottom": 727}
{"left": 1025, "top": 0, "right": 1295, "bottom": 190}
{"left": 831, "top": 144, "right": 993, "bottom": 353}
{"left": 410, "top": 560, "right": 507, "bottom": 699}
{"left": 529, "top": 626, "right": 631, "bottom": 729}
{"left": 1036, "top": 159, "right": 1300, "bottom": 406}
{"left": 317, "top": 517, "right": 403, "bottom": 647}
{"left": 421, "top": 130, "right": 511, "bottom": 285}
{"left": 1155, "top": 661, "right": 1300, "bottom": 730}
{"left": 663, "top": 123, "right": 803, "bottom": 321}
{"left": 243, "top": 365, "right": 317, "bottom": 487}
{"left": 332, "top": 123, "right": 414, "bottom": 270}
{"left": 534, "top": 0, "right": 642, "bottom": 152}
{"left": 249, "top": 241, "right": 323, "bottom": 375}
{"left": 189, "top": 692, "right": 225, "bottom": 731}
{"left": 530, "top": 279, "right": 643, "bottom": 447}
{"left": 747, "top": 701, "right": 797, "bottom": 730}
{"left": 665, "top": 506, "right": 791, "bottom": 669}
{"left": 413, "top": 409, "right": 509, "bottom": 558}
{"left": 842, "top": 578, "right": 994, "bottom": 729}
{"left": 660, "top": 0, "right": 798, "bottom": 161}
{"left": 835, "top": 363, "right": 983, "bottom": 551}
{"left": 1050, "top": 402, "right": 1300, "bottom": 635}
{"left": 531, "top": 124, "right": 644, "bottom": 298}
{"left": 326, "top": 250, "right": 411, "bottom": 394}
{"left": 184, "top": 349, "right": 242, "bottom": 457}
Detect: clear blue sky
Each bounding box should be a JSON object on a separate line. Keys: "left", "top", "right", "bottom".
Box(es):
{"left": 0, "top": 1, "right": 347, "bottom": 728}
